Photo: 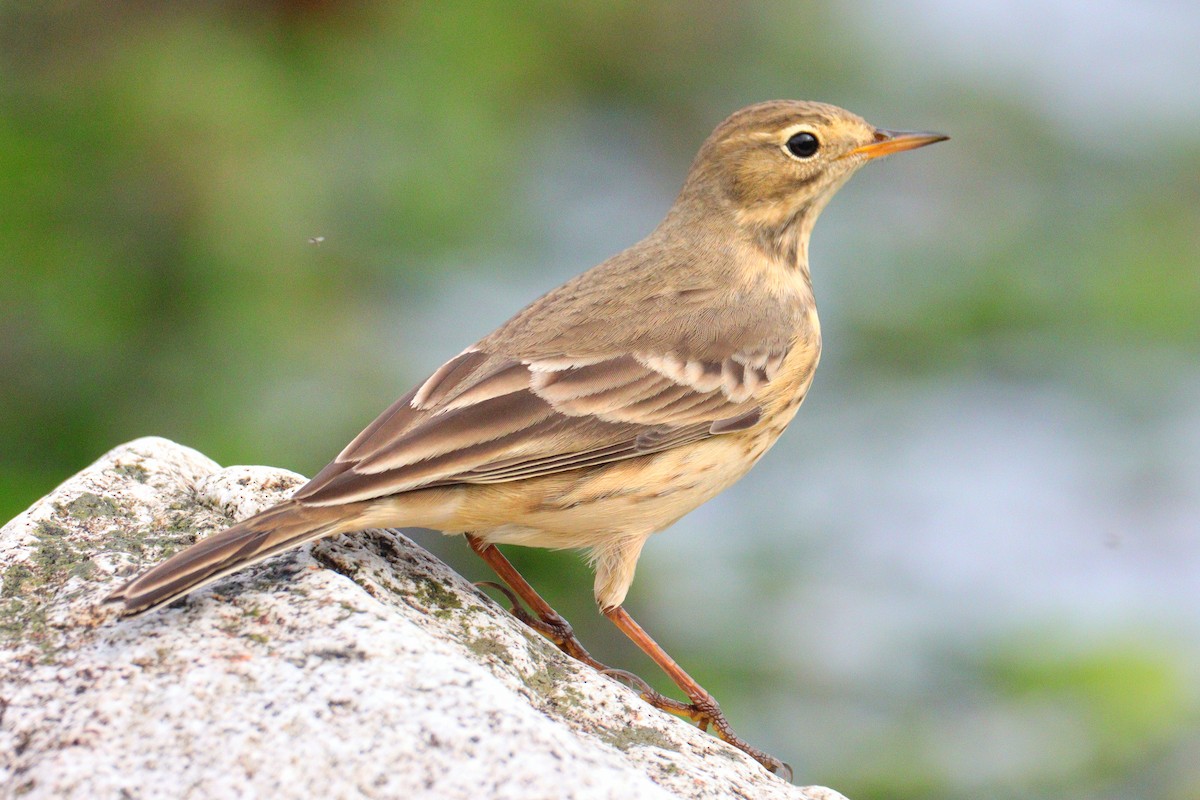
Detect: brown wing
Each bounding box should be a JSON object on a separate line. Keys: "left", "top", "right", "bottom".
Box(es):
{"left": 291, "top": 345, "right": 786, "bottom": 507}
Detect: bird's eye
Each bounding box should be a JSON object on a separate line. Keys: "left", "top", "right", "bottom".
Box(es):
{"left": 785, "top": 131, "right": 820, "bottom": 159}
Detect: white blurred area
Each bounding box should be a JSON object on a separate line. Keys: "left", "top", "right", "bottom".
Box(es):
{"left": 850, "top": 0, "right": 1200, "bottom": 138}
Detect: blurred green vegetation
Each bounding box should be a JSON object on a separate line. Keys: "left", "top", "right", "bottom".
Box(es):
{"left": 1, "top": 1, "right": 861, "bottom": 518}
{"left": 3, "top": 3, "right": 1198, "bottom": 798}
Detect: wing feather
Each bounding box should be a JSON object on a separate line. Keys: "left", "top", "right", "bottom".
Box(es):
{"left": 293, "top": 344, "right": 791, "bottom": 507}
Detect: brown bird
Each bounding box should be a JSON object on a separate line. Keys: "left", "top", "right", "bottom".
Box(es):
{"left": 106, "top": 100, "right": 946, "bottom": 777}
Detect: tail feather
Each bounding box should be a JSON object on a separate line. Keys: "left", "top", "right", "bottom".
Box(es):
{"left": 105, "top": 500, "right": 356, "bottom": 616}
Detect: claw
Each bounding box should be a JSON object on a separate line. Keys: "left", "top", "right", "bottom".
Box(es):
{"left": 474, "top": 580, "right": 544, "bottom": 631}
{"left": 600, "top": 669, "right": 710, "bottom": 719}
{"left": 474, "top": 580, "right": 523, "bottom": 611}
{"left": 475, "top": 581, "right": 601, "bottom": 668}
{"left": 599, "top": 667, "right": 656, "bottom": 695}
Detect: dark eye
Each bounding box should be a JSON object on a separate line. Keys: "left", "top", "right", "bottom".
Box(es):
{"left": 785, "top": 131, "right": 820, "bottom": 159}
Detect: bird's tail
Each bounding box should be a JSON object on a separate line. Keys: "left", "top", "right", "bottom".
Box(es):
{"left": 105, "top": 500, "right": 362, "bottom": 616}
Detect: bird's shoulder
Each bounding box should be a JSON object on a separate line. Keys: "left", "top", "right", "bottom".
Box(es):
{"left": 478, "top": 232, "right": 812, "bottom": 363}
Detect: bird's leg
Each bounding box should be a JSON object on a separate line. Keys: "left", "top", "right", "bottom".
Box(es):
{"left": 466, "top": 535, "right": 608, "bottom": 671}
{"left": 472, "top": 575, "right": 693, "bottom": 712}
{"left": 604, "top": 605, "right": 792, "bottom": 780}
{"left": 466, "top": 536, "right": 789, "bottom": 778}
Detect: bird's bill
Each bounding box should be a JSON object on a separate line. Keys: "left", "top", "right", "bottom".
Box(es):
{"left": 845, "top": 129, "right": 949, "bottom": 160}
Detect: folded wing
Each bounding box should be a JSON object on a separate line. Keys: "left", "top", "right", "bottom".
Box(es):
{"left": 292, "top": 345, "right": 786, "bottom": 506}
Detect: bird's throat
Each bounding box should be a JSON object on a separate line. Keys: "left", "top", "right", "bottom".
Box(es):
{"left": 744, "top": 201, "right": 817, "bottom": 278}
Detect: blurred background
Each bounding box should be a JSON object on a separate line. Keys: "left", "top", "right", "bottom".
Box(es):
{"left": 3, "top": 1, "right": 1198, "bottom": 797}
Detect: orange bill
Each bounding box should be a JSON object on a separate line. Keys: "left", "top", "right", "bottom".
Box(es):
{"left": 845, "top": 129, "right": 949, "bottom": 160}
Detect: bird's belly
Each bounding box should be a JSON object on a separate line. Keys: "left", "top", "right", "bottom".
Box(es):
{"left": 445, "top": 333, "right": 821, "bottom": 552}
{"left": 454, "top": 424, "right": 784, "bottom": 551}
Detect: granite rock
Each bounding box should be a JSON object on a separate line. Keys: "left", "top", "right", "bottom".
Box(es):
{"left": 0, "top": 437, "right": 848, "bottom": 800}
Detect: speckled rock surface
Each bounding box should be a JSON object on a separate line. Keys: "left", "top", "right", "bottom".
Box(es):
{"left": 0, "top": 437, "right": 848, "bottom": 800}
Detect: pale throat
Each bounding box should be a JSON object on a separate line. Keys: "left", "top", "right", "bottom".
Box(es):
{"left": 786, "top": 173, "right": 852, "bottom": 271}
{"left": 740, "top": 163, "right": 852, "bottom": 267}
{"left": 737, "top": 200, "right": 822, "bottom": 280}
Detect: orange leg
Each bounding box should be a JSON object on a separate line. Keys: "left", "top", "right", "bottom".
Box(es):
{"left": 466, "top": 535, "right": 790, "bottom": 779}
{"left": 467, "top": 535, "right": 607, "bottom": 671}
{"left": 605, "top": 605, "right": 791, "bottom": 779}
{"left": 467, "top": 536, "right": 690, "bottom": 712}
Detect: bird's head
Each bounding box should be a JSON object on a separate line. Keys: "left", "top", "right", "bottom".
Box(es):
{"left": 672, "top": 100, "right": 947, "bottom": 264}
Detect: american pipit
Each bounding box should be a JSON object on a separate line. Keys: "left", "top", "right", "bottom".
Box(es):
{"left": 107, "top": 100, "right": 946, "bottom": 777}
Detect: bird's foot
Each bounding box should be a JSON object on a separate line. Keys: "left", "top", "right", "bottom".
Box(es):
{"left": 474, "top": 581, "right": 607, "bottom": 672}
{"left": 600, "top": 667, "right": 790, "bottom": 779}
{"left": 697, "top": 697, "right": 793, "bottom": 780}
